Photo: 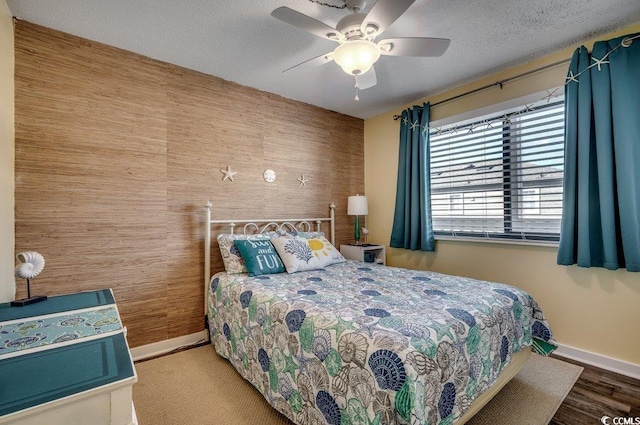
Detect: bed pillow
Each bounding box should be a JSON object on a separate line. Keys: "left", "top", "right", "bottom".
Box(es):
{"left": 306, "top": 235, "right": 346, "bottom": 267}
{"left": 283, "top": 231, "right": 325, "bottom": 239}
{"left": 271, "top": 235, "right": 324, "bottom": 273}
{"left": 233, "top": 240, "right": 285, "bottom": 277}
{"left": 217, "top": 233, "right": 276, "bottom": 274}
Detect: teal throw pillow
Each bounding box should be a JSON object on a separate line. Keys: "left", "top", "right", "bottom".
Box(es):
{"left": 233, "top": 239, "right": 285, "bottom": 277}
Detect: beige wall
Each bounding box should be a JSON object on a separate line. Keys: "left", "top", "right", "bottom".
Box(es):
{"left": 0, "top": 0, "right": 14, "bottom": 303}
{"left": 365, "top": 22, "right": 640, "bottom": 366}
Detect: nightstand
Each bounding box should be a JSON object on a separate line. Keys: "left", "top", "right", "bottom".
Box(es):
{"left": 0, "top": 289, "right": 137, "bottom": 425}
{"left": 340, "top": 244, "right": 386, "bottom": 265}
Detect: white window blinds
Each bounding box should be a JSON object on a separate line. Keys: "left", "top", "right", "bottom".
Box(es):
{"left": 429, "top": 97, "right": 564, "bottom": 243}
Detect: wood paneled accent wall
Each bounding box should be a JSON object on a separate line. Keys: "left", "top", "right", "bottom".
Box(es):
{"left": 13, "top": 21, "right": 364, "bottom": 348}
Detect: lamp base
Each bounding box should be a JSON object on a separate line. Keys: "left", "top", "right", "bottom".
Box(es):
{"left": 11, "top": 295, "right": 48, "bottom": 307}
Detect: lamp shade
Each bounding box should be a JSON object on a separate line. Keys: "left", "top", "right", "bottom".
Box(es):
{"left": 348, "top": 195, "right": 368, "bottom": 216}
{"left": 333, "top": 40, "right": 381, "bottom": 76}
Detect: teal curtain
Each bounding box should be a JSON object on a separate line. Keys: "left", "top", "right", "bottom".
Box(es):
{"left": 557, "top": 34, "right": 640, "bottom": 272}
{"left": 390, "top": 103, "right": 435, "bottom": 251}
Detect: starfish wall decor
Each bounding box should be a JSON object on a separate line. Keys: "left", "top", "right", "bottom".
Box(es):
{"left": 220, "top": 165, "right": 237, "bottom": 182}
{"left": 297, "top": 175, "right": 309, "bottom": 187}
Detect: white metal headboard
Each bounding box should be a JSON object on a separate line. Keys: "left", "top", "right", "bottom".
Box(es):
{"left": 203, "top": 202, "right": 336, "bottom": 322}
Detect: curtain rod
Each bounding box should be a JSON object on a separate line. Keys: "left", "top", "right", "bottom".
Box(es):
{"left": 392, "top": 58, "right": 571, "bottom": 120}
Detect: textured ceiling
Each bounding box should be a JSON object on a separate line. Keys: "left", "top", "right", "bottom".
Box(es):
{"left": 7, "top": 0, "right": 640, "bottom": 119}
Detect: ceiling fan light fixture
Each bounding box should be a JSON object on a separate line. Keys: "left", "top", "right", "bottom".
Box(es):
{"left": 332, "top": 40, "right": 381, "bottom": 75}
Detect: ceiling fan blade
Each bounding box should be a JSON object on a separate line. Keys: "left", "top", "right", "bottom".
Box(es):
{"left": 283, "top": 52, "right": 334, "bottom": 73}
{"left": 360, "top": 0, "right": 415, "bottom": 36}
{"left": 378, "top": 37, "right": 451, "bottom": 57}
{"left": 356, "top": 66, "right": 377, "bottom": 90}
{"left": 272, "top": 7, "right": 343, "bottom": 42}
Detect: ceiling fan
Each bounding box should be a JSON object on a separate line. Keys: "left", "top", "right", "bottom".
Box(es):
{"left": 271, "top": 0, "right": 450, "bottom": 99}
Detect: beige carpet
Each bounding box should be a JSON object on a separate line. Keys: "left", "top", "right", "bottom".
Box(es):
{"left": 133, "top": 344, "right": 582, "bottom": 425}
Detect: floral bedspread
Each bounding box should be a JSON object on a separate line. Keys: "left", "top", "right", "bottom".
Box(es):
{"left": 208, "top": 261, "right": 556, "bottom": 425}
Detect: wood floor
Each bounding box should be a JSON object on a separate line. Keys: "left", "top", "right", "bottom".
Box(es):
{"left": 550, "top": 355, "right": 640, "bottom": 425}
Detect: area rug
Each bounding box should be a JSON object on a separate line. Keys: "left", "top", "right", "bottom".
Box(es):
{"left": 132, "top": 344, "right": 582, "bottom": 425}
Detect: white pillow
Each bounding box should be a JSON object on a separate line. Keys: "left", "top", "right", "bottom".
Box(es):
{"left": 271, "top": 236, "right": 323, "bottom": 273}
{"left": 306, "top": 236, "right": 346, "bottom": 267}
{"left": 217, "top": 233, "right": 276, "bottom": 274}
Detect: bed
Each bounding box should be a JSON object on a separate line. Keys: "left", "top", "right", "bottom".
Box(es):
{"left": 203, "top": 203, "right": 556, "bottom": 425}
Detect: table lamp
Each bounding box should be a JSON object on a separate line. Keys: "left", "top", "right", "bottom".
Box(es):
{"left": 347, "top": 194, "right": 368, "bottom": 245}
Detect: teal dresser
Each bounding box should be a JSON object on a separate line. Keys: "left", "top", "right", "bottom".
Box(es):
{"left": 0, "top": 289, "right": 138, "bottom": 425}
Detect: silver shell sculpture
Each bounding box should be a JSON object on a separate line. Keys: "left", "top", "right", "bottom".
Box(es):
{"left": 15, "top": 251, "right": 45, "bottom": 279}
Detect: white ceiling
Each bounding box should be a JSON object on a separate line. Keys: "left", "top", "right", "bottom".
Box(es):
{"left": 7, "top": 0, "right": 640, "bottom": 119}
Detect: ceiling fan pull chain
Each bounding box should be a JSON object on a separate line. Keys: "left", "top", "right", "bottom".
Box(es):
{"left": 307, "top": 0, "right": 347, "bottom": 9}
{"left": 354, "top": 77, "right": 360, "bottom": 101}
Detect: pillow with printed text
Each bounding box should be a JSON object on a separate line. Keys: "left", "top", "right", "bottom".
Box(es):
{"left": 217, "top": 233, "right": 278, "bottom": 274}
{"left": 233, "top": 239, "right": 285, "bottom": 277}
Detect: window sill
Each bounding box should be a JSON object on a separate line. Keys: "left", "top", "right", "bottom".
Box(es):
{"left": 435, "top": 235, "right": 559, "bottom": 248}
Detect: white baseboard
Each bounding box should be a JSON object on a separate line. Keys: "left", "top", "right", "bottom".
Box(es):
{"left": 554, "top": 343, "right": 640, "bottom": 380}
{"left": 130, "top": 331, "right": 208, "bottom": 361}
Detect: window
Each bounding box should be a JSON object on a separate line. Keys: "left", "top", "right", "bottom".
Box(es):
{"left": 430, "top": 96, "right": 564, "bottom": 243}
{"left": 521, "top": 188, "right": 540, "bottom": 215}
